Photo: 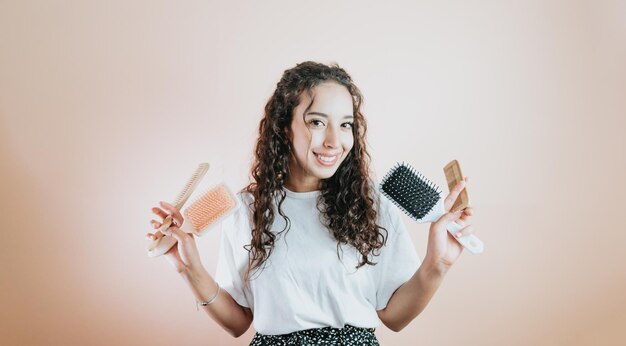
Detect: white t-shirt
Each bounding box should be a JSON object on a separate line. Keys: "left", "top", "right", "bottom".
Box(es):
{"left": 214, "top": 186, "right": 421, "bottom": 335}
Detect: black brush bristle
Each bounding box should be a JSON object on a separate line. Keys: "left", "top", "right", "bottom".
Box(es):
{"left": 380, "top": 162, "right": 441, "bottom": 221}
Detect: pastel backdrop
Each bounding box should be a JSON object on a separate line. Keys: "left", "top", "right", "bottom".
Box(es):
{"left": 1, "top": 1, "right": 624, "bottom": 345}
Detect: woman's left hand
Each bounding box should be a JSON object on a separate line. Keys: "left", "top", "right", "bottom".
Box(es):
{"left": 423, "top": 176, "right": 475, "bottom": 273}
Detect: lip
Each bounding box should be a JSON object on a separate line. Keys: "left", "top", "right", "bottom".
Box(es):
{"left": 314, "top": 152, "right": 341, "bottom": 166}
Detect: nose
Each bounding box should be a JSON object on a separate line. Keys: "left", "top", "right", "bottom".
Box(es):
{"left": 324, "top": 125, "right": 340, "bottom": 149}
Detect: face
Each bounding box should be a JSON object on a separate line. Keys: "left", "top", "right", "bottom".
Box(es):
{"left": 286, "top": 81, "right": 355, "bottom": 192}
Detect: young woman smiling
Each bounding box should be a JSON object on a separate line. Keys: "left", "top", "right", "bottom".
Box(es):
{"left": 148, "top": 61, "right": 475, "bottom": 345}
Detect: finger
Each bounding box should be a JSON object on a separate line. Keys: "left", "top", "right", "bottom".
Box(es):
{"left": 161, "top": 225, "right": 192, "bottom": 244}
{"left": 160, "top": 201, "right": 184, "bottom": 226}
{"left": 443, "top": 179, "right": 466, "bottom": 211}
{"left": 458, "top": 208, "right": 473, "bottom": 223}
{"left": 145, "top": 232, "right": 156, "bottom": 240}
{"left": 456, "top": 214, "right": 470, "bottom": 226}
{"left": 150, "top": 219, "right": 161, "bottom": 229}
{"left": 435, "top": 209, "right": 464, "bottom": 227}
{"left": 454, "top": 224, "right": 475, "bottom": 238}
{"left": 151, "top": 207, "right": 168, "bottom": 219}
{"left": 457, "top": 214, "right": 471, "bottom": 227}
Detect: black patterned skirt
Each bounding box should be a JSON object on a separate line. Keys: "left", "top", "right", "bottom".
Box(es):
{"left": 249, "top": 324, "right": 379, "bottom": 345}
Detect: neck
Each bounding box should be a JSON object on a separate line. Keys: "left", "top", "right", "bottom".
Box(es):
{"left": 284, "top": 175, "right": 320, "bottom": 192}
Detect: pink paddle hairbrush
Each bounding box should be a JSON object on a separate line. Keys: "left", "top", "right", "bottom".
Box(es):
{"left": 181, "top": 183, "right": 238, "bottom": 236}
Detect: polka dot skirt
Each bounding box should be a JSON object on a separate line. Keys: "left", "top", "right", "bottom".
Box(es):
{"left": 249, "top": 324, "right": 379, "bottom": 345}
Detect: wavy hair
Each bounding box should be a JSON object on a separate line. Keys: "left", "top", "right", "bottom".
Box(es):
{"left": 242, "top": 61, "right": 387, "bottom": 285}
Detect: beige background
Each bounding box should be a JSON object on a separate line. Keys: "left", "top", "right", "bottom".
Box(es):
{"left": 1, "top": 0, "right": 625, "bottom": 345}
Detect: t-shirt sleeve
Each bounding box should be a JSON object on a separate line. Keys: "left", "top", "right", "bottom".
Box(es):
{"left": 375, "top": 195, "right": 421, "bottom": 310}
{"left": 214, "top": 202, "right": 252, "bottom": 309}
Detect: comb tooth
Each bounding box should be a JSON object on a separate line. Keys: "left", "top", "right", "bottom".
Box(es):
{"left": 172, "top": 163, "right": 210, "bottom": 210}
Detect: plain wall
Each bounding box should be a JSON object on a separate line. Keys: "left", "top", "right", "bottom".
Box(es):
{"left": 1, "top": 0, "right": 625, "bottom": 345}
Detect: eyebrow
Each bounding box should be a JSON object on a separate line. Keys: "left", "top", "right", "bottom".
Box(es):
{"left": 305, "top": 112, "right": 354, "bottom": 119}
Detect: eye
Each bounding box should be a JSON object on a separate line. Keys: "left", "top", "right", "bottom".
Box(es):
{"left": 308, "top": 119, "right": 325, "bottom": 127}
{"left": 341, "top": 122, "right": 354, "bottom": 129}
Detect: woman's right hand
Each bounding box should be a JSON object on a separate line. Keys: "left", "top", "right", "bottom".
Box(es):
{"left": 147, "top": 201, "right": 204, "bottom": 275}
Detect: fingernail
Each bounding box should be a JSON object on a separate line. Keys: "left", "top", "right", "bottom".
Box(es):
{"left": 456, "top": 232, "right": 462, "bottom": 238}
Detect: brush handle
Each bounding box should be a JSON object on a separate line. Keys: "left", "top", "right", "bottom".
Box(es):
{"left": 147, "top": 163, "right": 209, "bottom": 257}
{"left": 446, "top": 221, "right": 484, "bottom": 254}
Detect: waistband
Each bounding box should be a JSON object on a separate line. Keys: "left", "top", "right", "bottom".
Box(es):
{"left": 250, "top": 324, "right": 378, "bottom": 346}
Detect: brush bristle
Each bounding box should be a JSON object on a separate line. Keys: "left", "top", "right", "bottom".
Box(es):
{"left": 380, "top": 162, "right": 441, "bottom": 221}
{"left": 184, "top": 184, "right": 236, "bottom": 235}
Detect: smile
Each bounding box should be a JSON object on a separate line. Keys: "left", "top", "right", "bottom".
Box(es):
{"left": 315, "top": 153, "right": 341, "bottom": 166}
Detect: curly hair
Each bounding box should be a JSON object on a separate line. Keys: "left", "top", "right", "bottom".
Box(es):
{"left": 242, "top": 61, "right": 387, "bottom": 285}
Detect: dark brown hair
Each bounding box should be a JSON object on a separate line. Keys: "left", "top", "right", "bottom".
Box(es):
{"left": 243, "top": 61, "right": 387, "bottom": 284}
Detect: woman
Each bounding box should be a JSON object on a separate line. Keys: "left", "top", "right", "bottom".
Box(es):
{"left": 147, "top": 61, "right": 475, "bottom": 345}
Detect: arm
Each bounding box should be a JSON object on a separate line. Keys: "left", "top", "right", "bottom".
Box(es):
{"left": 149, "top": 201, "right": 253, "bottom": 338}
{"left": 378, "top": 178, "right": 475, "bottom": 331}
{"left": 182, "top": 266, "right": 253, "bottom": 338}
{"left": 376, "top": 259, "right": 446, "bottom": 332}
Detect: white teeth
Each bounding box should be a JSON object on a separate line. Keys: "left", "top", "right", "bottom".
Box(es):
{"left": 317, "top": 154, "right": 337, "bottom": 162}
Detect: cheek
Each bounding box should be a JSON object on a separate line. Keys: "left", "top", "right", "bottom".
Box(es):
{"left": 307, "top": 131, "right": 324, "bottom": 148}
{"left": 293, "top": 131, "right": 313, "bottom": 155}
{"left": 343, "top": 133, "right": 355, "bottom": 151}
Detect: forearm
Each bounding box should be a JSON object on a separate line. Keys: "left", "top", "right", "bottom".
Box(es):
{"left": 182, "top": 267, "right": 253, "bottom": 338}
{"left": 379, "top": 260, "right": 447, "bottom": 332}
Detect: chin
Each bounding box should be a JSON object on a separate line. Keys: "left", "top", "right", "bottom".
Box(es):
{"left": 317, "top": 165, "right": 343, "bottom": 180}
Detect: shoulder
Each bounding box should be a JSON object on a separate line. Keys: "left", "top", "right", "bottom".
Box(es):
{"left": 371, "top": 183, "right": 396, "bottom": 220}
{"left": 233, "top": 188, "right": 255, "bottom": 222}
{"left": 235, "top": 189, "right": 255, "bottom": 210}
{"left": 220, "top": 188, "right": 254, "bottom": 240}
{"left": 370, "top": 182, "right": 407, "bottom": 239}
